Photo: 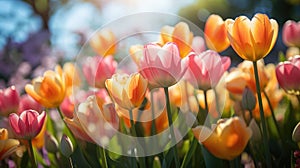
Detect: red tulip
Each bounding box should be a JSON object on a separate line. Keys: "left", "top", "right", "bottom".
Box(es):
{"left": 9, "top": 110, "right": 46, "bottom": 139}
{"left": 276, "top": 55, "right": 300, "bottom": 95}
{"left": 0, "top": 86, "right": 20, "bottom": 116}
{"left": 184, "top": 50, "right": 231, "bottom": 90}
{"left": 282, "top": 20, "right": 300, "bottom": 47}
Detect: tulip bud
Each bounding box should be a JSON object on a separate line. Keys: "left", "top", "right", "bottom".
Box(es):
{"left": 0, "top": 86, "right": 20, "bottom": 116}
{"left": 293, "top": 122, "right": 300, "bottom": 142}
{"left": 45, "top": 133, "right": 58, "bottom": 153}
{"left": 60, "top": 135, "right": 73, "bottom": 157}
{"left": 241, "top": 87, "right": 256, "bottom": 111}
{"left": 0, "top": 128, "right": 8, "bottom": 140}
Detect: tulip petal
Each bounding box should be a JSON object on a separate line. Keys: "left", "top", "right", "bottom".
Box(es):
{"left": 9, "top": 114, "right": 21, "bottom": 134}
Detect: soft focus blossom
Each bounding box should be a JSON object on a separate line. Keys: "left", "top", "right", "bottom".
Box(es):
{"left": 226, "top": 13, "right": 278, "bottom": 61}
{"left": 160, "top": 22, "right": 193, "bottom": 58}
{"left": 139, "top": 43, "right": 187, "bottom": 88}
{"left": 204, "top": 14, "right": 230, "bottom": 52}
{"left": 9, "top": 110, "right": 46, "bottom": 139}
{"left": 83, "top": 55, "right": 117, "bottom": 88}
{"left": 0, "top": 128, "right": 20, "bottom": 160}
{"left": 105, "top": 73, "right": 148, "bottom": 110}
{"left": 184, "top": 50, "right": 231, "bottom": 90}
{"left": 76, "top": 96, "right": 119, "bottom": 146}
{"left": 193, "top": 117, "right": 252, "bottom": 160}
{"left": 25, "top": 66, "right": 66, "bottom": 108}
{"left": 60, "top": 134, "right": 73, "bottom": 157}
{"left": 282, "top": 20, "right": 300, "bottom": 47}
{"left": 18, "top": 94, "right": 43, "bottom": 114}
{"left": 276, "top": 55, "right": 300, "bottom": 95}
{"left": 0, "top": 86, "right": 20, "bottom": 116}
{"left": 57, "top": 62, "right": 81, "bottom": 96}
{"left": 90, "top": 29, "right": 117, "bottom": 56}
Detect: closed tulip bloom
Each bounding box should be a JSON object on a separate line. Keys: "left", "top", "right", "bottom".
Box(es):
{"left": 204, "top": 14, "right": 230, "bottom": 52}
{"left": 9, "top": 110, "right": 46, "bottom": 139}
{"left": 193, "top": 117, "right": 252, "bottom": 160}
{"left": 83, "top": 55, "right": 117, "bottom": 88}
{"left": 139, "top": 43, "right": 187, "bottom": 88}
{"left": 76, "top": 96, "right": 119, "bottom": 146}
{"left": 105, "top": 73, "right": 148, "bottom": 110}
{"left": 160, "top": 22, "right": 193, "bottom": 58}
{"left": 226, "top": 13, "right": 278, "bottom": 61}
{"left": 0, "top": 128, "right": 20, "bottom": 160}
{"left": 90, "top": 29, "right": 117, "bottom": 56}
{"left": 282, "top": 20, "right": 300, "bottom": 47}
{"left": 185, "top": 50, "right": 231, "bottom": 90}
{"left": 276, "top": 55, "right": 300, "bottom": 95}
{"left": 25, "top": 66, "right": 66, "bottom": 108}
{"left": 0, "top": 86, "right": 20, "bottom": 116}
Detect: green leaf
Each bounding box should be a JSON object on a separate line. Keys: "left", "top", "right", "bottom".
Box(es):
{"left": 201, "top": 145, "right": 223, "bottom": 167}
{"left": 70, "top": 146, "right": 92, "bottom": 168}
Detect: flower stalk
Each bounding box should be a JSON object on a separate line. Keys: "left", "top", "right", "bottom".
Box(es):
{"left": 253, "top": 61, "right": 271, "bottom": 167}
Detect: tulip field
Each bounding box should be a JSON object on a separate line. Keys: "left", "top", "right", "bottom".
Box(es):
{"left": 0, "top": 0, "right": 300, "bottom": 168}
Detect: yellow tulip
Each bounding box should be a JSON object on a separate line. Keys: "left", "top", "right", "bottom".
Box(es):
{"left": 25, "top": 66, "right": 66, "bottom": 108}
{"left": 204, "top": 14, "right": 230, "bottom": 52}
{"left": 0, "top": 128, "right": 20, "bottom": 160}
{"left": 226, "top": 13, "right": 278, "bottom": 61}
{"left": 193, "top": 117, "right": 252, "bottom": 160}
{"left": 58, "top": 62, "right": 81, "bottom": 96}
{"left": 105, "top": 73, "right": 148, "bottom": 110}
{"left": 160, "top": 22, "right": 193, "bottom": 58}
{"left": 90, "top": 29, "right": 117, "bottom": 56}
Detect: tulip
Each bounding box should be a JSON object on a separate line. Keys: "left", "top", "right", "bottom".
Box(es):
{"left": 60, "top": 134, "right": 73, "bottom": 157}
{"left": 139, "top": 43, "right": 187, "bottom": 88}
{"left": 25, "top": 66, "right": 66, "bottom": 108}
{"left": 9, "top": 110, "right": 46, "bottom": 139}
{"left": 45, "top": 133, "right": 58, "bottom": 153}
{"left": 226, "top": 13, "right": 278, "bottom": 61}
{"left": 18, "top": 94, "right": 43, "bottom": 114}
{"left": 160, "top": 22, "right": 193, "bottom": 58}
{"left": 90, "top": 29, "right": 117, "bottom": 56}
{"left": 83, "top": 55, "right": 117, "bottom": 88}
{"left": 184, "top": 50, "right": 231, "bottom": 90}
{"left": 241, "top": 87, "right": 256, "bottom": 111}
{"left": 276, "top": 55, "right": 300, "bottom": 95}
{"left": 57, "top": 62, "right": 81, "bottom": 96}
{"left": 193, "top": 117, "right": 252, "bottom": 160}
{"left": 76, "top": 96, "right": 119, "bottom": 146}
{"left": 105, "top": 73, "right": 148, "bottom": 110}
{"left": 204, "top": 14, "right": 230, "bottom": 52}
{"left": 0, "top": 128, "right": 20, "bottom": 160}
{"left": 0, "top": 86, "right": 20, "bottom": 116}
{"left": 282, "top": 20, "right": 300, "bottom": 47}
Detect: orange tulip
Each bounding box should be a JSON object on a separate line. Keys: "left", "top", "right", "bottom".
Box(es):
{"left": 57, "top": 62, "right": 81, "bottom": 96}
{"left": 160, "top": 22, "right": 194, "bottom": 58}
{"left": 226, "top": 13, "right": 278, "bottom": 61}
{"left": 0, "top": 128, "right": 20, "bottom": 160}
{"left": 105, "top": 73, "right": 148, "bottom": 110}
{"left": 193, "top": 117, "right": 252, "bottom": 160}
{"left": 90, "top": 29, "right": 117, "bottom": 56}
{"left": 204, "top": 14, "right": 230, "bottom": 52}
{"left": 25, "top": 66, "right": 66, "bottom": 108}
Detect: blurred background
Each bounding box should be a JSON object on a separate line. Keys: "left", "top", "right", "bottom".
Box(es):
{"left": 0, "top": 0, "right": 299, "bottom": 90}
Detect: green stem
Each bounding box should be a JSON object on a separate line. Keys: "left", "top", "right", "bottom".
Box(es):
{"left": 213, "top": 88, "right": 220, "bottom": 116}
{"left": 128, "top": 109, "right": 146, "bottom": 168}
{"left": 150, "top": 90, "right": 157, "bottom": 135}
{"left": 164, "top": 87, "right": 180, "bottom": 168}
{"left": 56, "top": 107, "right": 76, "bottom": 142}
{"left": 28, "top": 139, "right": 37, "bottom": 168}
{"left": 99, "top": 147, "right": 108, "bottom": 168}
{"left": 180, "top": 137, "right": 198, "bottom": 168}
{"left": 252, "top": 61, "right": 271, "bottom": 167}
{"left": 263, "top": 90, "right": 282, "bottom": 139}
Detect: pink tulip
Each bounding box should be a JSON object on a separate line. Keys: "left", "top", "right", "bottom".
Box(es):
{"left": 139, "top": 42, "right": 187, "bottom": 88}
{"left": 276, "top": 55, "right": 300, "bottom": 95}
{"left": 0, "top": 86, "right": 20, "bottom": 116}
{"left": 83, "top": 55, "right": 117, "bottom": 88}
{"left": 184, "top": 50, "right": 231, "bottom": 90}
{"left": 282, "top": 20, "right": 300, "bottom": 47}
{"left": 9, "top": 110, "right": 46, "bottom": 139}
{"left": 18, "top": 94, "right": 43, "bottom": 114}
